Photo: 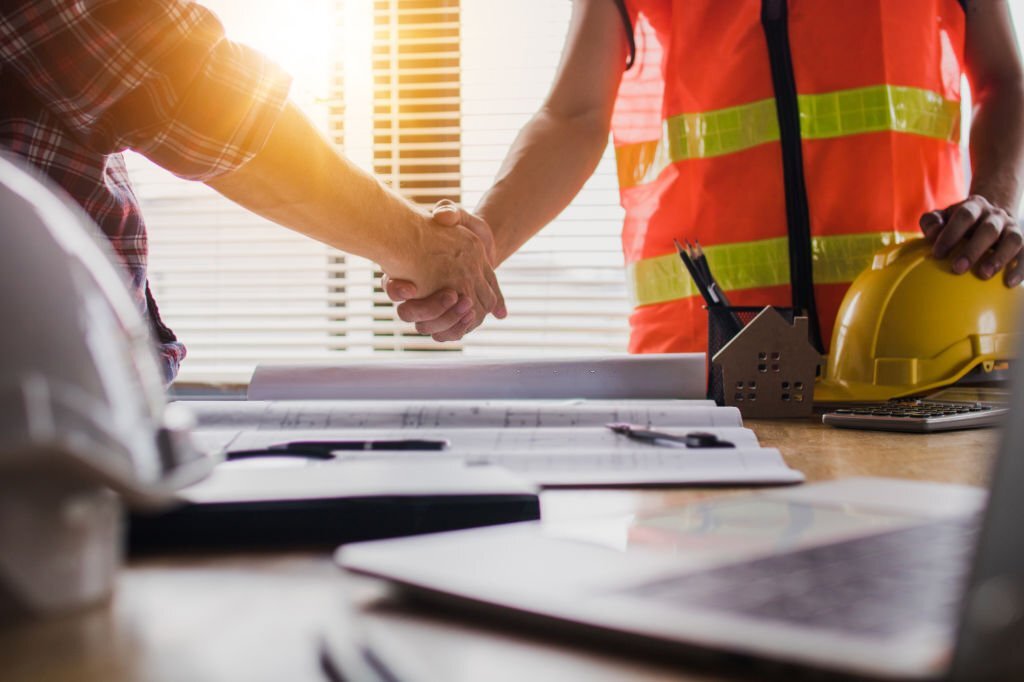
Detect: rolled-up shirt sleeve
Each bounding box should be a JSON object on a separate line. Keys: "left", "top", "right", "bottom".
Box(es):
{"left": 0, "top": 0, "right": 291, "bottom": 180}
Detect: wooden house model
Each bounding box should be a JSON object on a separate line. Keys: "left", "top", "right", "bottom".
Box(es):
{"left": 711, "top": 307, "right": 823, "bottom": 418}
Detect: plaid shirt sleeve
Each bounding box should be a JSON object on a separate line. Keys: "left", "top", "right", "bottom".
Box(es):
{"left": 0, "top": 0, "right": 291, "bottom": 181}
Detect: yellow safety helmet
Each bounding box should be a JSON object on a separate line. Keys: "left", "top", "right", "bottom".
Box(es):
{"left": 815, "top": 238, "right": 1022, "bottom": 402}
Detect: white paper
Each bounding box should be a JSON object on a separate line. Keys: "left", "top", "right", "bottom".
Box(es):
{"left": 247, "top": 354, "right": 706, "bottom": 400}
{"left": 481, "top": 449, "right": 804, "bottom": 487}
{"left": 180, "top": 460, "right": 538, "bottom": 504}
{"left": 213, "top": 428, "right": 803, "bottom": 487}
{"left": 223, "top": 426, "right": 762, "bottom": 452}
{"left": 180, "top": 399, "right": 740, "bottom": 430}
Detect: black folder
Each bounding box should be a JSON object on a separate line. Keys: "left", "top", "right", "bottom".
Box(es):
{"left": 127, "top": 460, "right": 539, "bottom": 553}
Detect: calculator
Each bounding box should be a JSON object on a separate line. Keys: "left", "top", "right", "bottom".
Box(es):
{"left": 821, "top": 387, "right": 1010, "bottom": 433}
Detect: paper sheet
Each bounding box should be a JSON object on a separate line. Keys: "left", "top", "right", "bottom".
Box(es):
{"left": 209, "top": 427, "right": 803, "bottom": 487}
{"left": 221, "top": 426, "right": 760, "bottom": 452}
{"left": 181, "top": 399, "right": 741, "bottom": 430}
{"left": 247, "top": 354, "right": 706, "bottom": 400}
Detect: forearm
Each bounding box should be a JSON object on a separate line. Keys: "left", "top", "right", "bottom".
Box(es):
{"left": 968, "top": 79, "right": 1024, "bottom": 211}
{"left": 475, "top": 107, "right": 612, "bottom": 264}
{"left": 206, "top": 102, "right": 424, "bottom": 273}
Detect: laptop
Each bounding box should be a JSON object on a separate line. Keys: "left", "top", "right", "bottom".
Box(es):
{"left": 336, "top": 351, "right": 1024, "bottom": 679}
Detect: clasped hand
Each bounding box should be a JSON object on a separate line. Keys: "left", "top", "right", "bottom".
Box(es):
{"left": 382, "top": 200, "right": 506, "bottom": 342}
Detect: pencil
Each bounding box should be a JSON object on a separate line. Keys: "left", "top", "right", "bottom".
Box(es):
{"left": 674, "top": 239, "right": 718, "bottom": 307}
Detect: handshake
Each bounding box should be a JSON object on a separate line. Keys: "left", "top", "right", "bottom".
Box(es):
{"left": 381, "top": 199, "right": 507, "bottom": 342}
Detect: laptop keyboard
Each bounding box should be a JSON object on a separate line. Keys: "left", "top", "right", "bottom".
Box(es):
{"left": 627, "top": 516, "right": 980, "bottom": 637}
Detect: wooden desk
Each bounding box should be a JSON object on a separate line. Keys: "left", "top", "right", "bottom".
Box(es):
{"left": 0, "top": 420, "right": 999, "bottom": 682}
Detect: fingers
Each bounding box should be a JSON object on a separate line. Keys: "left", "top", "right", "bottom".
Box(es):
{"left": 978, "top": 222, "right": 1023, "bottom": 280}
{"left": 1005, "top": 255, "right": 1024, "bottom": 288}
{"left": 932, "top": 196, "right": 985, "bottom": 260}
{"left": 413, "top": 295, "right": 474, "bottom": 335}
{"left": 399, "top": 211, "right": 505, "bottom": 342}
{"left": 928, "top": 195, "right": 1020, "bottom": 279}
{"left": 455, "top": 211, "right": 497, "bottom": 264}
{"left": 432, "top": 200, "right": 497, "bottom": 264}
{"left": 431, "top": 200, "right": 461, "bottom": 227}
{"left": 394, "top": 288, "right": 460, "bottom": 323}
{"left": 919, "top": 210, "right": 945, "bottom": 241}
{"left": 382, "top": 275, "right": 417, "bottom": 302}
{"left": 432, "top": 310, "right": 477, "bottom": 343}
{"left": 484, "top": 266, "right": 507, "bottom": 319}
{"left": 955, "top": 211, "right": 1006, "bottom": 274}
{"left": 473, "top": 279, "right": 498, "bottom": 323}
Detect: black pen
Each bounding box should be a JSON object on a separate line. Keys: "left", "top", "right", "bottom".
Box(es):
{"left": 277, "top": 439, "right": 449, "bottom": 452}
{"left": 606, "top": 423, "right": 735, "bottom": 448}
{"left": 226, "top": 439, "right": 450, "bottom": 461}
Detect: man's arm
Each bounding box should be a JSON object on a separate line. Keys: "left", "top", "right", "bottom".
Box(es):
{"left": 0, "top": 0, "right": 503, "bottom": 328}
{"left": 475, "top": 0, "right": 629, "bottom": 263}
{"left": 922, "top": 0, "right": 1024, "bottom": 286}
{"left": 387, "top": 0, "right": 629, "bottom": 339}
{"left": 207, "top": 103, "right": 504, "bottom": 326}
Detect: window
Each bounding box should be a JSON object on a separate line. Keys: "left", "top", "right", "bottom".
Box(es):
{"left": 126, "top": 0, "right": 633, "bottom": 383}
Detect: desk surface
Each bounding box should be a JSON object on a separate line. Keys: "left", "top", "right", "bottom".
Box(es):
{"left": 0, "top": 419, "right": 999, "bottom": 682}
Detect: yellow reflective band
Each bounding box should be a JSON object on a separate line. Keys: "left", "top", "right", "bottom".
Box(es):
{"left": 798, "top": 85, "right": 961, "bottom": 141}
{"left": 616, "top": 85, "right": 960, "bottom": 189}
{"left": 627, "top": 231, "right": 921, "bottom": 308}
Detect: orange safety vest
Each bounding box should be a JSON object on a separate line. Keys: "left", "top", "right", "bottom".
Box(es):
{"left": 613, "top": 0, "right": 966, "bottom": 354}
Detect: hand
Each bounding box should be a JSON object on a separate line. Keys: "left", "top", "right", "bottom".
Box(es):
{"left": 383, "top": 201, "right": 506, "bottom": 342}
{"left": 920, "top": 194, "right": 1023, "bottom": 287}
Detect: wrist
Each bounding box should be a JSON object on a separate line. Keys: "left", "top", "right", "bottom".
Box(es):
{"left": 369, "top": 186, "right": 431, "bottom": 275}
{"left": 969, "top": 182, "right": 1020, "bottom": 216}
{"left": 475, "top": 203, "right": 515, "bottom": 265}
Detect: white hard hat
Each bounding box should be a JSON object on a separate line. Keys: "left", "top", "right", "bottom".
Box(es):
{"left": 0, "top": 154, "right": 212, "bottom": 620}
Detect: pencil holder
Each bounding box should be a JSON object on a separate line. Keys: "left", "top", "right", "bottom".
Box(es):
{"left": 706, "top": 306, "right": 822, "bottom": 418}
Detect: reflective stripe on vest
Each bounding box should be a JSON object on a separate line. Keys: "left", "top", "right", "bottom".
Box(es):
{"left": 616, "top": 85, "right": 960, "bottom": 189}
{"left": 627, "top": 231, "right": 922, "bottom": 308}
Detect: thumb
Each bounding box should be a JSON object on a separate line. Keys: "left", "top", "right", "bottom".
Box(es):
{"left": 431, "top": 204, "right": 460, "bottom": 227}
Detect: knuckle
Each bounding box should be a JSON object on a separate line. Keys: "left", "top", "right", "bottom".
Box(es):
{"left": 967, "top": 194, "right": 990, "bottom": 210}
{"left": 977, "top": 219, "right": 1003, "bottom": 240}
{"left": 954, "top": 203, "right": 981, "bottom": 223}
{"left": 1004, "top": 228, "right": 1024, "bottom": 248}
